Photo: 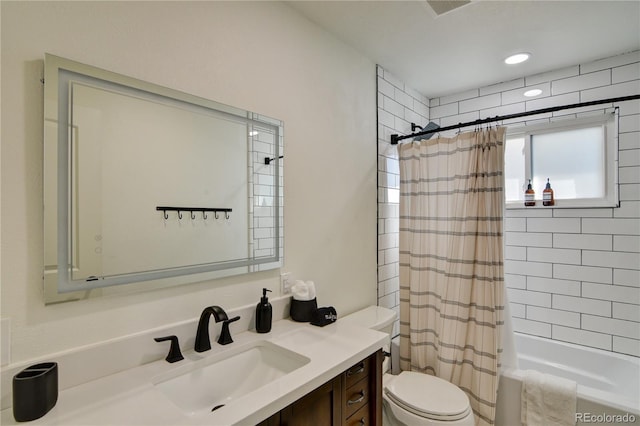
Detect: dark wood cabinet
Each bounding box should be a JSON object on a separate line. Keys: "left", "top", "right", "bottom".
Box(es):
{"left": 280, "top": 377, "right": 342, "bottom": 426}
{"left": 342, "top": 350, "right": 383, "bottom": 426}
{"left": 258, "top": 350, "right": 383, "bottom": 426}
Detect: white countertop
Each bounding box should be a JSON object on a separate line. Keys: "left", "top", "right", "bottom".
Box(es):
{"left": 1, "top": 318, "right": 386, "bottom": 425}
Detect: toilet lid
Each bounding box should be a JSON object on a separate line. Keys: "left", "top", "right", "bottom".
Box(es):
{"left": 384, "top": 372, "right": 471, "bottom": 421}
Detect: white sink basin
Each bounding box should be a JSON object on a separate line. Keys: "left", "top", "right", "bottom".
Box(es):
{"left": 152, "top": 340, "right": 310, "bottom": 415}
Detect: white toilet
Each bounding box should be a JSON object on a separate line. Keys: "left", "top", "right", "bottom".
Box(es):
{"left": 341, "top": 306, "right": 475, "bottom": 426}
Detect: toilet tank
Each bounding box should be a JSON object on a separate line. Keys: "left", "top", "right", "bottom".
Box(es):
{"left": 341, "top": 305, "right": 396, "bottom": 335}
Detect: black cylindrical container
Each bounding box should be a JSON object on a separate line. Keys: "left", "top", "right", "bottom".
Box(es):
{"left": 13, "top": 362, "right": 58, "bottom": 422}
{"left": 290, "top": 298, "right": 318, "bottom": 322}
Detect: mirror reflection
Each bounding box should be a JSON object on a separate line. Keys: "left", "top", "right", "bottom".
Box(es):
{"left": 43, "top": 54, "right": 283, "bottom": 303}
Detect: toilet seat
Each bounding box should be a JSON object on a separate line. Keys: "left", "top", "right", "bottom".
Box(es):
{"left": 384, "top": 372, "right": 472, "bottom": 422}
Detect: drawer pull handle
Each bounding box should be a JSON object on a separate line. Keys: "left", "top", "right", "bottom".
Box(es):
{"left": 347, "top": 390, "right": 365, "bottom": 405}
{"left": 347, "top": 362, "right": 365, "bottom": 376}
{"left": 359, "top": 418, "right": 366, "bottom": 425}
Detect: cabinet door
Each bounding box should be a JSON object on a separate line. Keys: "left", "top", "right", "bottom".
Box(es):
{"left": 280, "top": 377, "right": 342, "bottom": 426}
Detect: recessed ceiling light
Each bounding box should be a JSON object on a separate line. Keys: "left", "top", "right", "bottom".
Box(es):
{"left": 505, "top": 53, "right": 530, "bottom": 65}
{"left": 524, "top": 89, "right": 543, "bottom": 97}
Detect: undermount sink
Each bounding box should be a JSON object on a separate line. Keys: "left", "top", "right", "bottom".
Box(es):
{"left": 152, "top": 340, "right": 310, "bottom": 415}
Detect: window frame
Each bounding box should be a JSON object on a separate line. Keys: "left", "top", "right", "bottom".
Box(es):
{"left": 505, "top": 109, "right": 619, "bottom": 209}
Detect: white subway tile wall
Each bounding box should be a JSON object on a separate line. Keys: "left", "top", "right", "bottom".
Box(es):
{"left": 377, "top": 51, "right": 640, "bottom": 356}
{"left": 376, "top": 65, "right": 429, "bottom": 338}
{"left": 430, "top": 51, "right": 640, "bottom": 356}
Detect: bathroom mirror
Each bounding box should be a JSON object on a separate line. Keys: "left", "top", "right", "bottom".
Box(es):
{"left": 43, "top": 54, "right": 283, "bottom": 303}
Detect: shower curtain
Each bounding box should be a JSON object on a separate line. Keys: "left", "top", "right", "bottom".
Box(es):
{"left": 398, "top": 127, "right": 506, "bottom": 426}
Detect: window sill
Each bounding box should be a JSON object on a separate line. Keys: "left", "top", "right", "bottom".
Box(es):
{"left": 506, "top": 198, "right": 619, "bottom": 210}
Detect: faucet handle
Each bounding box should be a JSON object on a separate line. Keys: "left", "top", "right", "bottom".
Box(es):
{"left": 154, "top": 335, "right": 184, "bottom": 363}
{"left": 218, "top": 316, "right": 240, "bottom": 345}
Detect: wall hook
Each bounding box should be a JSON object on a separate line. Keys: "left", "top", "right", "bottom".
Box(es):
{"left": 264, "top": 155, "right": 284, "bottom": 165}
{"left": 163, "top": 210, "right": 169, "bottom": 220}
{"left": 202, "top": 211, "right": 207, "bottom": 220}
{"left": 215, "top": 211, "right": 219, "bottom": 220}
{"left": 225, "top": 211, "right": 230, "bottom": 220}
{"left": 191, "top": 211, "right": 196, "bottom": 220}
{"left": 178, "top": 211, "right": 183, "bottom": 220}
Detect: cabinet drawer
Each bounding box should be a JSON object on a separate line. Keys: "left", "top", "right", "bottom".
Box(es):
{"left": 344, "top": 377, "right": 369, "bottom": 418}
{"left": 346, "top": 403, "right": 370, "bottom": 426}
{"left": 345, "top": 357, "right": 370, "bottom": 388}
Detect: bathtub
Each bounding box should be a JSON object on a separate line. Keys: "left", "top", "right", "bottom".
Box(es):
{"left": 496, "top": 333, "right": 640, "bottom": 426}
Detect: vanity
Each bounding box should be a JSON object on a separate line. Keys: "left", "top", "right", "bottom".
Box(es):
{"left": 259, "top": 350, "right": 383, "bottom": 426}
{"left": 0, "top": 308, "right": 386, "bottom": 425}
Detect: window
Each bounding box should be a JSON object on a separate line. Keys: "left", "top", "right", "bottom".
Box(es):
{"left": 505, "top": 111, "right": 618, "bottom": 208}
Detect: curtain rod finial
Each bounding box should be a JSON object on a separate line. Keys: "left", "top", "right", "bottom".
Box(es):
{"left": 391, "top": 134, "right": 399, "bottom": 145}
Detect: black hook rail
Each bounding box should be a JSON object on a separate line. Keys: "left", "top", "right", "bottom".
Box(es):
{"left": 390, "top": 94, "right": 640, "bottom": 145}
{"left": 156, "top": 206, "right": 232, "bottom": 220}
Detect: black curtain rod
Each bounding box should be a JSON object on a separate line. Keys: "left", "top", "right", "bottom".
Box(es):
{"left": 390, "top": 94, "right": 640, "bottom": 145}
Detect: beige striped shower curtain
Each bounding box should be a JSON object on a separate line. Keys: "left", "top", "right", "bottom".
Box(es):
{"left": 398, "top": 127, "right": 506, "bottom": 426}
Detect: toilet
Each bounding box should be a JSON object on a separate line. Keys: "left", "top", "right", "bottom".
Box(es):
{"left": 341, "top": 306, "right": 475, "bottom": 426}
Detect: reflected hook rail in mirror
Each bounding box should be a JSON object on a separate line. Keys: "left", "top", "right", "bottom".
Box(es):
{"left": 157, "top": 206, "right": 232, "bottom": 220}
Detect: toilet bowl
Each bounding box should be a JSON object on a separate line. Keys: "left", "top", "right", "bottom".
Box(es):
{"left": 341, "top": 306, "right": 475, "bottom": 426}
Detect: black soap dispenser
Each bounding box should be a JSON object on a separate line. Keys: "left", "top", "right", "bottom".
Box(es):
{"left": 256, "top": 288, "right": 273, "bottom": 333}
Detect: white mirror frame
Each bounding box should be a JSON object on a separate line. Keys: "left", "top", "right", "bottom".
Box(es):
{"left": 43, "top": 54, "right": 283, "bottom": 303}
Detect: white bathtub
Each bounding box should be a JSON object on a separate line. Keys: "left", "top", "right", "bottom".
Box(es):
{"left": 496, "top": 333, "right": 640, "bottom": 426}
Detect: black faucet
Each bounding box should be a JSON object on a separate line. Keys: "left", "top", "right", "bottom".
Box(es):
{"left": 195, "top": 306, "right": 241, "bottom": 351}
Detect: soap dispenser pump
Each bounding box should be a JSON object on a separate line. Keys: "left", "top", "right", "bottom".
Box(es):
{"left": 255, "top": 288, "right": 273, "bottom": 333}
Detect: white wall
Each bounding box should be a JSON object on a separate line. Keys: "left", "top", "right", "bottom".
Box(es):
{"left": 0, "top": 1, "right": 377, "bottom": 364}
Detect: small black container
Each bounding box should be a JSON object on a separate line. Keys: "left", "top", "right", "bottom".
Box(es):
{"left": 13, "top": 362, "right": 58, "bottom": 422}
{"left": 290, "top": 298, "right": 317, "bottom": 322}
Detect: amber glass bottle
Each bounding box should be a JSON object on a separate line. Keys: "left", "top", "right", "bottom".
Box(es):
{"left": 543, "top": 178, "right": 555, "bottom": 206}
{"left": 524, "top": 179, "right": 536, "bottom": 206}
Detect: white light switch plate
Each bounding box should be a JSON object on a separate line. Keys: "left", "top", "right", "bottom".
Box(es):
{"left": 1, "top": 318, "right": 10, "bottom": 366}
{"left": 281, "top": 272, "right": 292, "bottom": 294}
